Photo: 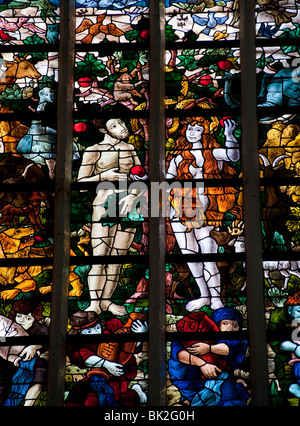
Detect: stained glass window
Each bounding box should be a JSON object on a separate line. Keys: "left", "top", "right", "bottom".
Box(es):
{"left": 0, "top": 0, "right": 299, "bottom": 409}
{"left": 0, "top": 0, "right": 60, "bottom": 406}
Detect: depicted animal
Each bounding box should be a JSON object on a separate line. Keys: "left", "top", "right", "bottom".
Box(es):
{"left": 0, "top": 54, "right": 41, "bottom": 94}
{"left": 223, "top": 68, "right": 300, "bottom": 122}
{"left": 0, "top": 155, "right": 50, "bottom": 217}
{"left": 191, "top": 12, "right": 228, "bottom": 35}
{"left": 0, "top": 226, "right": 83, "bottom": 300}
{"left": 262, "top": 260, "right": 300, "bottom": 290}
{"left": 0, "top": 191, "right": 46, "bottom": 231}
{"left": 0, "top": 17, "right": 46, "bottom": 34}
{"left": 210, "top": 221, "right": 245, "bottom": 305}
{"left": 16, "top": 87, "right": 80, "bottom": 179}
{"left": 75, "top": 14, "right": 124, "bottom": 43}
{"left": 168, "top": 263, "right": 196, "bottom": 300}
{"left": 0, "top": 106, "right": 29, "bottom": 153}
{"left": 230, "top": 0, "right": 297, "bottom": 27}
{"left": 259, "top": 153, "right": 296, "bottom": 250}
{"left": 257, "top": 23, "right": 279, "bottom": 38}
{"left": 113, "top": 73, "right": 146, "bottom": 107}
{"left": 0, "top": 30, "right": 16, "bottom": 43}
{"left": 257, "top": 68, "right": 300, "bottom": 108}
{"left": 70, "top": 224, "right": 91, "bottom": 257}
{"left": 0, "top": 204, "right": 35, "bottom": 227}
{"left": 0, "top": 162, "right": 33, "bottom": 185}
{"left": 16, "top": 87, "right": 56, "bottom": 179}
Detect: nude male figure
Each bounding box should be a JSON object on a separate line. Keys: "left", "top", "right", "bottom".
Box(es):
{"left": 78, "top": 118, "right": 142, "bottom": 316}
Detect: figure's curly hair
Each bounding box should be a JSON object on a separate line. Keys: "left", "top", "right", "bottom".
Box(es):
{"left": 170, "top": 117, "right": 242, "bottom": 229}
{"left": 9, "top": 299, "right": 44, "bottom": 321}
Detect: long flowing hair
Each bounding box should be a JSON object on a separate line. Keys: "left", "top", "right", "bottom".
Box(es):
{"left": 170, "top": 117, "right": 242, "bottom": 229}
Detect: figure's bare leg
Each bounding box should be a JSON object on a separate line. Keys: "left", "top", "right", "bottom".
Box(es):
{"left": 170, "top": 220, "right": 211, "bottom": 311}
{"left": 185, "top": 261, "right": 211, "bottom": 311}
{"left": 100, "top": 226, "right": 136, "bottom": 316}
{"left": 24, "top": 383, "right": 43, "bottom": 406}
{"left": 196, "top": 226, "right": 224, "bottom": 310}
{"left": 85, "top": 221, "right": 115, "bottom": 314}
{"left": 100, "top": 263, "right": 126, "bottom": 316}
{"left": 203, "top": 261, "right": 224, "bottom": 310}
{"left": 85, "top": 264, "right": 107, "bottom": 314}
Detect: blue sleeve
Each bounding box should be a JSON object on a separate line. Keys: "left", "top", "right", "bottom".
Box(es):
{"left": 216, "top": 339, "right": 248, "bottom": 367}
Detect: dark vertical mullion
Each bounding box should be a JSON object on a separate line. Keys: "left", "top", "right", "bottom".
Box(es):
{"left": 46, "top": 0, "right": 75, "bottom": 406}
{"left": 148, "top": 0, "right": 166, "bottom": 406}
{"left": 240, "top": 0, "right": 269, "bottom": 406}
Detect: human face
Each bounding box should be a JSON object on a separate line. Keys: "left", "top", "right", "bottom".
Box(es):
{"left": 186, "top": 124, "right": 204, "bottom": 144}
{"left": 219, "top": 319, "right": 240, "bottom": 332}
{"left": 105, "top": 118, "right": 129, "bottom": 140}
{"left": 80, "top": 322, "right": 102, "bottom": 335}
{"left": 15, "top": 312, "right": 35, "bottom": 330}
{"left": 288, "top": 305, "right": 300, "bottom": 319}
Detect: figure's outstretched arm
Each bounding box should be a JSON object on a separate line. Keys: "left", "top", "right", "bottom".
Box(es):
{"left": 213, "top": 118, "right": 240, "bottom": 163}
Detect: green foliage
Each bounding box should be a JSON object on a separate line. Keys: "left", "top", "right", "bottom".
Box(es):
{"left": 256, "top": 53, "right": 276, "bottom": 70}
{"left": 70, "top": 192, "right": 92, "bottom": 232}
{"left": 125, "top": 29, "right": 143, "bottom": 42}
{"left": 21, "top": 35, "right": 48, "bottom": 64}
{"left": 38, "top": 74, "right": 57, "bottom": 90}
{"left": 165, "top": 25, "right": 179, "bottom": 42}
{"left": 177, "top": 50, "right": 200, "bottom": 71}
{"left": 0, "top": 302, "right": 13, "bottom": 318}
{"left": 0, "top": 84, "right": 23, "bottom": 101}
{"left": 124, "top": 17, "right": 149, "bottom": 43}
{"left": 279, "top": 24, "right": 300, "bottom": 54}
{"left": 101, "top": 192, "right": 145, "bottom": 230}
{"left": 35, "top": 269, "right": 52, "bottom": 290}
{"left": 75, "top": 53, "right": 108, "bottom": 80}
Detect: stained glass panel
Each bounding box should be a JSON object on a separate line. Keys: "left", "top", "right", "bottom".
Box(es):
{"left": 74, "top": 50, "right": 149, "bottom": 113}
{"left": 75, "top": 6, "right": 149, "bottom": 44}
{"left": 0, "top": 0, "right": 60, "bottom": 45}
{"left": 163, "top": 0, "right": 250, "bottom": 407}
{"left": 64, "top": 1, "right": 151, "bottom": 407}
{"left": 256, "top": 0, "right": 300, "bottom": 39}
{"left": 252, "top": 1, "right": 300, "bottom": 406}
{"left": 165, "top": 48, "right": 240, "bottom": 110}
{"left": 1, "top": 0, "right": 300, "bottom": 408}
{"left": 0, "top": 0, "right": 63, "bottom": 406}
{"left": 165, "top": 0, "right": 239, "bottom": 42}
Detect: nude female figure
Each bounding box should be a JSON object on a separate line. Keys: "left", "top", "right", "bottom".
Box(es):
{"left": 166, "top": 117, "right": 241, "bottom": 311}
{"left": 78, "top": 118, "right": 143, "bottom": 316}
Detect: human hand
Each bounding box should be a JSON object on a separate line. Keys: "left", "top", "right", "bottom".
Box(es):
{"left": 187, "top": 342, "right": 210, "bottom": 356}
{"left": 200, "top": 363, "right": 222, "bottom": 379}
{"left": 228, "top": 220, "right": 244, "bottom": 237}
{"left": 19, "top": 345, "right": 42, "bottom": 362}
{"left": 223, "top": 118, "right": 237, "bottom": 137}
{"left": 100, "top": 168, "right": 127, "bottom": 181}
{"left": 131, "top": 320, "right": 148, "bottom": 333}
{"left": 103, "top": 360, "right": 124, "bottom": 376}
{"left": 119, "top": 193, "right": 137, "bottom": 215}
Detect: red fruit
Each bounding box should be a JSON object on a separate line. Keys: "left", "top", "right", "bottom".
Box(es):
{"left": 140, "top": 29, "right": 150, "bottom": 39}
{"left": 34, "top": 236, "right": 43, "bottom": 242}
{"left": 217, "top": 60, "right": 231, "bottom": 70}
{"left": 130, "top": 165, "right": 146, "bottom": 177}
{"left": 74, "top": 122, "right": 87, "bottom": 132}
{"left": 199, "top": 75, "right": 212, "bottom": 86}
{"left": 78, "top": 77, "right": 92, "bottom": 87}
{"left": 220, "top": 116, "right": 233, "bottom": 127}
